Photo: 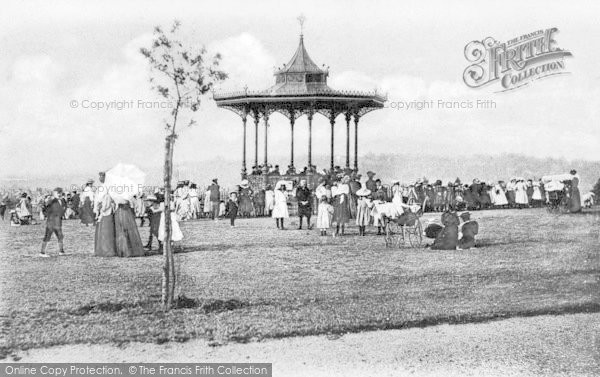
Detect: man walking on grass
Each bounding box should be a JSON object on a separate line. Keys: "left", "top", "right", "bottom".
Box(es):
{"left": 40, "top": 187, "right": 66, "bottom": 257}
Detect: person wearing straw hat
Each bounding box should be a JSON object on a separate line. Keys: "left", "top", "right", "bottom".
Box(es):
{"left": 355, "top": 188, "right": 372, "bottom": 236}
{"left": 238, "top": 179, "right": 254, "bottom": 218}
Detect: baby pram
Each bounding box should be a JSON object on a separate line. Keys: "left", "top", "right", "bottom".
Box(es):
{"left": 542, "top": 175, "right": 571, "bottom": 214}
{"left": 373, "top": 200, "right": 423, "bottom": 248}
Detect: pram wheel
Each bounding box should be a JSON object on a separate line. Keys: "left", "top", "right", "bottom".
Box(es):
{"left": 407, "top": 219, "right": 423, "bottom": 247}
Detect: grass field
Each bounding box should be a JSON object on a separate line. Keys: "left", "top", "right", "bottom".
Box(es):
{"left": 1, "top": 208, "right": 599, "bottom": 359}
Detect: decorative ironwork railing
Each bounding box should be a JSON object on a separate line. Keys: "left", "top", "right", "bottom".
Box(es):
{"left": 213, "top": 88, "right": 387, "bottom": 101}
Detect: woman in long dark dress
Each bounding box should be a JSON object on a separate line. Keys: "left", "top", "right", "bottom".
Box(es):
{"left": 80, "top": 181, "right": 95, "bottom": 226}
{"left": 94, "top": 188, "right": 116, "bottom": 257}
{"left": 569, "top": 170, "right": 582, "bottom": 213}
{"left": 333, "top": 192, "right": 351, "bottom": 236}
{"left": 238, "top": 180, "right": 254, "bottom": 217}
{"left": 114, "top": 197, "right": 145, "bottom": 257}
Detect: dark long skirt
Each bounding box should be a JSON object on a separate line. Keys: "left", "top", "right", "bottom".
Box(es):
{"left": 114, "top": 204, "right": 144, "bottom": 257}
{"left": 431, "top": 225, "right": 458, "bottom": 250}
{"left": 333, "top": 194, "right": 351, "bottom": 224}
{"left": 150, "top": 212, "right": 161, "bottom": 237}
{"left": 94, "top": 214, "right": 116, "bottom": 257}
{"left": 80, "top": 198, "right": 94, "bottom": 225}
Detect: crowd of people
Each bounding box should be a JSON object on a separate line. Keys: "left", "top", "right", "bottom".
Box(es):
{"left": 1, "top": 167, "right": 588, "bottom": 256}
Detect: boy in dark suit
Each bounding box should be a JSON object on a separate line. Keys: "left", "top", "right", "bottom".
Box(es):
{"left": 40, "top": 187, "right": 66, "bottom": 257}
{"left": 226, "top": 192, "right": 239, "bottom": 227}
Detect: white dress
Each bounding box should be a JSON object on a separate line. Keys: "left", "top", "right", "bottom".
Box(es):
{"left": 271, "top": 190, "right": 289, "bottom": 219}
{"left": 492, "top": 184, "right": 508, "bottom": 206}
{"left": 159, "top": 210, "right": 183, "bottom": 242}
{"left": 515, "top": 181, "right": 529, "bottom": 205}
{"left": 532, "top": 182, "right": 542, "bottom": 200}
{"left": 317, "top": 203, "right": 334, "bottom": 229}
{"left": 203, "top": 190, "right": 211, "bottom": 214}
{"left": 265, "top": 190, "right": 275, "bottom": 212}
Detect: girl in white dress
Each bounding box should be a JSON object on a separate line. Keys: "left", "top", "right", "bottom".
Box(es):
{"left": 272, "top": 185, "right": 289, "bottom": 229}
{"left": 514, "top": 179, "right": 529, "bottom": 208}
{"left": 316, "top": 196, "right": 334, "bottom": 236}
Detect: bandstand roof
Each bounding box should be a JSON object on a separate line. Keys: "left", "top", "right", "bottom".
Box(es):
{"left": 278, "top": 35, "right": 325, "bottom": 75}
{"left": 214, "top": 33, "right": 386, "bottom": 118}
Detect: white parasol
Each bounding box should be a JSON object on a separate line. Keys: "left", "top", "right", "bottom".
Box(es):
{"left": 104, "top": 163, "right": 146, "bottom": 203}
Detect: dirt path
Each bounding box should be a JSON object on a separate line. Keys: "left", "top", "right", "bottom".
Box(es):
{"left": 6, "top": 313, "right": 599, "bottom": 376}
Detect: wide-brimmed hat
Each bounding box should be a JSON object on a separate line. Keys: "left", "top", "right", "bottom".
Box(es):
{"left": 460, "top": 212, "right": 471, "bottom": 220}
{"left": 356, "top": 188, "right": 371, "bottom": 197}
{"left": 240, "top": 179, "right": 249, "bottom": 187}
{"left": 86, "top": 179, "right": 94, "bottom": 184}
{"left": 146, "top": 194, "right": 158, "bottom": 202}
{"left": 366, "top": 171, "right": 376, "bottom": 176}
{"left": 212, "top": 178, "right": 218, "bottom": 183}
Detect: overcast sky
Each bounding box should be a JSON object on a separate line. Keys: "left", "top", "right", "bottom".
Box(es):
{"left": 1, "top": 0, "right": 599, "bottom": 177}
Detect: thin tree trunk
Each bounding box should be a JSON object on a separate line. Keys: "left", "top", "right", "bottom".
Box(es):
{"left": 167, "top": 137, "right": 176, "bottom": 306}
{"left": 162, "top": 134, "right": 174, "bottom": 310}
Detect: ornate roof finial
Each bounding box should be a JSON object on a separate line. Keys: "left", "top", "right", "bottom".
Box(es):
{"left": 297, "top": 14, "right": 306, "bottom": 37}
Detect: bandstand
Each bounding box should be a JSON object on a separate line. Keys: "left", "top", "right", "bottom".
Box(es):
{"left": 214, "top": 30, "right": 386, "bottom": 190}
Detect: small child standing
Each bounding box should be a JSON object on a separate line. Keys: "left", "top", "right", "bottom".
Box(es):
{"left": 355, "top": 188, "right": 373, "bottom": 236}
{"left": 316, "top": 195, "right": 334, "bottom": 236}
{"left": 226, "top": 192, "right": 239, "bottom": 227}
{"left": 40, "top": 187, "right": 66, "bottom": 257}
{"left": 158, "top": 199, "right": 183, "bottom": 252}
{"left": 144, "top": 195, "right": 163, "bottom": 251}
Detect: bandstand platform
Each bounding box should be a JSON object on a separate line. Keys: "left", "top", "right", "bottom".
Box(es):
{"left": 214, "top": 27, "right": 386, "bottom": 193}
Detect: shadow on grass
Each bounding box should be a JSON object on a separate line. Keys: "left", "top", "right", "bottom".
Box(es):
{"left": 476, "top": 238, "right": 576, "bottom": 247}
{"left": 66, "top": 296, "right": 256, "bottom": 316}
{"left": 268, "top": 301, "right": 600, "bottom": 341}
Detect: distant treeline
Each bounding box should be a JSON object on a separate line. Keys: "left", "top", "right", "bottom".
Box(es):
{"left": 2, "top": 153, "right": 599, "bottom": 192}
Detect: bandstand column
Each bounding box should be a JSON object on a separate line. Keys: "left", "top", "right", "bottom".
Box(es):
{"left": 263, "top": 112, "right": 269, "bottom": 174}
{"left": 253, "top": 110, "right": 259, "bottom": 169}
{"left": 329, "top": 112, "right": 336, "bottom": 170}
{"left": 345, "top": 112, "right": 351, "bottom": 169}
{"left": 241, "top": 113, "right": 247, "bottom": 178}
{"left": 307, "top": 111, "right": 313, "bottom": 169}
{"left": 354, "top": 114, "right": 360, "bottom": 171}
{"left": 289, "top": 113, "right": 295, "bottom": 170}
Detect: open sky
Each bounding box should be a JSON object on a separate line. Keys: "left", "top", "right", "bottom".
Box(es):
{"left": 1, "top": 0, "right": 599, "bottom": 177}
